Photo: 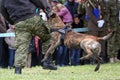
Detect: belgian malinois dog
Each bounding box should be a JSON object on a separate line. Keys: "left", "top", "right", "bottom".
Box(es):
{"left": 42, "top": 14, "right": 114, "bottom": 71}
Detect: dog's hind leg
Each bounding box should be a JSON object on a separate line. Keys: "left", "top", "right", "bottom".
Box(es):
{"left": 80, "top": 39, "right": 95, "bottom": 60}
{"left": 94, "top": 56, "right": 102, "bottom": 71}
{"left": 80, "top": 47, "right": 93, "bottom": 60}
{"left": 91, "top": 43, "right": 102, "bottom": 71}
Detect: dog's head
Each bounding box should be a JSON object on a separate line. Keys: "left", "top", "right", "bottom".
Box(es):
{"left": 48, "top": 14, "right": 65, "bottom": 29}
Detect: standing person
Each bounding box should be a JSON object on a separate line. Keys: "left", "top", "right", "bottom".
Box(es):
{"left": 0, "top": 13, "right": 9, "bottom": 68}
{"left": 104, "top": 0, "right": 120, "bottom": 63}
{"left": 70, "top": 14, "right": 83, "bottom": 66}
{"left": 56, "top": 4, "right": 73, "bottom": 66}
{"left": 52, "top": 4, "right": 73, "bottom": 66}
{"left": 64, "top": 0, "right": 79, "bottom": 19}
{"left": 0, "top": 0, "right": 57, "bottom": 74}
{"left": 56, "top": 3, "right": 73, "bottom": 25}
{"left": 51, "top": 0, "right": 60, "bottom": 6}
{"left": 78, "top": 0, "right": 108, "bottom": 63}
{"left": 5, "top": 24, "right": 15, "bottom": 69}
{"left": 62, "top": 1, "right": 80, "bottom": 65}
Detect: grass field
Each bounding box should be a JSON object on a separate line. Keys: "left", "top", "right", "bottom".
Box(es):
{"left": 0, "top": 63, "right": 120, "bottom": 80}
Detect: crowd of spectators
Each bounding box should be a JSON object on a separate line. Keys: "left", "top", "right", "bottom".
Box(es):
{"left": 0, "top": 0, "right": 120, "bottom": 70}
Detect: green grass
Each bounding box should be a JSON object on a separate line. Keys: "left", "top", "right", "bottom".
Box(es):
{"left": 0, "top": 63, "right": 120, "bottom": 80}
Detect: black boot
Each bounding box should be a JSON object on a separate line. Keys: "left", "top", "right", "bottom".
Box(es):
{"left": 15, "top": 66, "right": 22, "bottom": 74}
{"left": 42, "top": 55, "right": 57, "bottom": 70}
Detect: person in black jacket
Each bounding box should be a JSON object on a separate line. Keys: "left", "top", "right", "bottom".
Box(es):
{"left": 0, "top": 0, "right": 57, "bottom": 74}
{"left": 64, "top": 0, "right": 79, "bottom": 19}
{"left": 0, "top": 13, "right": 9, "bottom": 68}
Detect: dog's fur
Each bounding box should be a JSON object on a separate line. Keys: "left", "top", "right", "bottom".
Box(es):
{"left": 42, "top": 14, "right": 114, "bottom": 71}
{"left": 64, "top": 30, "right": 114, "bottom": 71}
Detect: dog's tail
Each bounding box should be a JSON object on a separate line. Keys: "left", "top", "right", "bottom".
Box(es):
{"left": 98, "top": 31, "right": 114, "bottom": 40}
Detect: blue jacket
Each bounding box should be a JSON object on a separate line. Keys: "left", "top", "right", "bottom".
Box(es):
{"left": 64, "top": 0, "right": 79, "bottom": 18}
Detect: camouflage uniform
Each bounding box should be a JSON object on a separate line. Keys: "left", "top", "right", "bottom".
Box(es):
{"left": 105, "top": 0, "right": 120, "bottom": 59}
{"left": 1, "top": 0, "right": 57, "bottom": 74}
{"left": 14, "top": 16, "right": 51, "bottom": 67}
{"left": 78, "top": 0, "right": 109, "bottom": 62}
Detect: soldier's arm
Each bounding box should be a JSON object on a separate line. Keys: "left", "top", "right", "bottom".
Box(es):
{"left": 99, "top": 0, "right": 108, "bottom": 26}
{"left": 0, "top": 13, "right": 7, "bottom": 33}
{"left": 86, "top": 6, "right": 98, "bottom": 25}
{"left": 30, "top": 0, "right": 55, "bottom": 18}
{"left": 0, "top": 0, "right": 14, "bottom": 25}
{"left": 30, "top": 0, "right": 51, "bottom": 11}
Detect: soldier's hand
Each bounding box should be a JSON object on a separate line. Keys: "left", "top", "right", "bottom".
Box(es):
{"left": 97, "top": 20, "right": 105, "bottom": 28}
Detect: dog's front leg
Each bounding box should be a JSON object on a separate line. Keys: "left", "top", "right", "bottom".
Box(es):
{"left": 41, "top": 34, "right": 61, "bottom": 62}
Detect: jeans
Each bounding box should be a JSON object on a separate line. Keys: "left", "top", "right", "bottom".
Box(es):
{"left": 70, "top": 48, "right": 81, "bottom": 66}
{"left": 9, "top": 49, "right": 15, "bottom": 67}
{"left": 56, "top": 45, "right": 68, "bottom": 66}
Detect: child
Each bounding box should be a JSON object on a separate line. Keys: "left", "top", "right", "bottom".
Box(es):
{"left": 70, "top": 14, "right": 84, "bottom": 66}
{"left": 72, "top": 14, "right": 84, "bottom": 29}
{"left": 52, "top": 4, "right": 72, "bottom": 66}
{"left": 5, "top": 24, "right": 15, "bottom": 69}
{"left": 56, "top": 3, "right": 73, "bottom": 26}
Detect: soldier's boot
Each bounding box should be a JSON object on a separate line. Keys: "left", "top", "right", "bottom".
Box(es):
{"left": 114, "top": 57, "right": 120, "bottom": 62}
{"left": 42, "top": 55, "right": 57, "bottom": 70}
{"left": 110, "top": 57, "right": 115, "bottom": 63}
{"left": 15, "top": 66, "right": 22, "bottom": 74}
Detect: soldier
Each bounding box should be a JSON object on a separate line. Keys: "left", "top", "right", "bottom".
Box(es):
{"left": 78, "top": 0, "right": 109, "bottom": 63}
{"left": 104, "top": 0, "right": 120, "bottom": 62}
{"left": 0, "top": 0, "right": 57, "bottom": 74}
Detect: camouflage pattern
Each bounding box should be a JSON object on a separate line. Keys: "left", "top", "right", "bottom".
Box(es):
{"left": 14, "top": 16, "right": 51, "bottom": 67}
{"left": 105, "top": 0, "right": 120, "bottom": 58}
{"left": 78, "top": 0, "right": 108, "bottom": 58}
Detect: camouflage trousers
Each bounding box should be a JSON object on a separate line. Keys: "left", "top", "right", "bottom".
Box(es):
{"left": 14, "top": 16, "right": 51, "bottom": 67}
{"left": 107, "top": 17, "right": 120, "bottom": 58}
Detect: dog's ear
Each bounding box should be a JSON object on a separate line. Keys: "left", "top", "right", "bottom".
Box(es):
{"left": 48, "top": 14, "right": 65, "bottom": 29}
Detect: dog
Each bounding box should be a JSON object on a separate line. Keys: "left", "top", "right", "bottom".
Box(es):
{"left": 42, "top": 14, "right": 114, "bottom": 71}
{"left": 64, "top": 29, "right": 114, "bottom": 71}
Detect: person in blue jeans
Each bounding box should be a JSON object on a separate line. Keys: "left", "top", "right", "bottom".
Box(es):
{"left": 8, "top": 49, "right": 16, "bottom": 68}
{"left": 56, "top": 44, "right": 68, "bottom": 66}
{"left": 69, "top": 14, "right": 84, "bottom": 66}
{"left": 5, "top": 24, "right": 15, "bottom": 69}
{"left": 70, "top": 48, "right": 81, "bottom": 66}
